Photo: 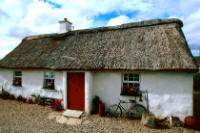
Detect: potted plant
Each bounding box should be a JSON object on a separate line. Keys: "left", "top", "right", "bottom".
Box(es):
{"left": 13, "top": 78, "right": 20, "bottom": 86}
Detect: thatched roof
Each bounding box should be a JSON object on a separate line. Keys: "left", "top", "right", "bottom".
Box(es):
{"left": 0, "top": 18, "right": 198, "bottom": 72}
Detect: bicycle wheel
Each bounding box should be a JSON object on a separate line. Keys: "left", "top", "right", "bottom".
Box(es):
{"left": 129, "top": 104, "right": 147, "bottom": 118}
{"left": 107, "top": 104, "right": 122, "bottom": 117}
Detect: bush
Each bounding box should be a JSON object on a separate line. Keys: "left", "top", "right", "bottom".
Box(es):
{"left": 31, "top": 94, "right": 41, "bottom": 103}
{"left": 91, "top": 96, "right": 102, "bottom": 114}
{"left": 27, "top": 98, "right": 34, "bottom": 104}
{"left": 17, "top": 95, "right": 23, "bottom": 101}
{"left": 50, "top": 102, "right": 63, "bottom": 111}
{"left": 50, "top": 99, "right": 63, "bottom": 111}
{"left": 194, "top": 73, "right": 200, "bottom": 80}
{"left": 0, "top": 88, "right": 10, "bottom": 99}
{"left": 9, "top": 94, "right": 15, "bottom": 100}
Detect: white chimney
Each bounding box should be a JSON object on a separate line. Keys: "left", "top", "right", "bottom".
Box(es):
{"left": 59, "top": 18, "right": 73, "bottom": 33}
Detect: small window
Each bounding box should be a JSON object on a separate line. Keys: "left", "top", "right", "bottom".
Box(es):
{"left": 121, "top": 73, "right": 141, "bottom": 96}
{"left": 13, "top": 71, "right": 22, "bottom": 87}
{"left": 43, "top": 72, "right": 55, "bottom": 89}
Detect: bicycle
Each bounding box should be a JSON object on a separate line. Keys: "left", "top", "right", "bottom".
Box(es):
{"left": 107, "top": 98, "right": 147, "bottom": 118}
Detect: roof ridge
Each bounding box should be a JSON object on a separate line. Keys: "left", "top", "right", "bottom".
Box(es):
{"left": 24, "top": 18, "right": 183, "bottom": 41}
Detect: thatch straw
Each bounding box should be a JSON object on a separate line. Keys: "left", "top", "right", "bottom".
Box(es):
{"left": 0, "top": 18, "right": 198, "bottom": 72}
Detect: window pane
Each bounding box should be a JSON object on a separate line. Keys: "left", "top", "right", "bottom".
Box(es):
{"left": 44, "top": 72, "right": 55, "bottom": 89}
{"left": 45, "top": 72, "right": 54, "bottom": 78}
{"left": 133, "top": 77, "right": 139, "bottom": 81}
{"left": 122, "top": 73, "right": 140, "bottom": 96}
{"left": 13, "top": 77, "right": 22, "bottom": 86}
{"left": 15, "top": 71, "right": 22, "bottom": 76}
{"left": 124, "top": 73, "right": 128, "bottom": 81}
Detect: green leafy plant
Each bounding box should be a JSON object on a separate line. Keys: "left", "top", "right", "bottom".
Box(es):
{"left": 194, "top": 73, "right": 200, "bottom": 80}
{"left": 22, "top": 98, "right": 27, "bottom": 103}
{"left": 9, "top": 94, "right": 15, "bottom": 100}
{"left": 91, "top": 96, "right": 102, "bottom": 114}
{"left": 0, "top": 88, "right": 10, "bottom": 99}
{"left": 31, "top": 94, "right": 41, "bottom": 103}
{"left": 17, "top": 95, "right": 23, "bottom": 101}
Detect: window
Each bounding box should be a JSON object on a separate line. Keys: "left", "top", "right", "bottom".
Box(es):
{"left": 13, "top": 71, "right": 22, "bottom": 87}
{"left": 121, "top": 73, "right": 141, "bottom": 96}
{"left": 43, "top": 72, "right": 55, "bottom": 89}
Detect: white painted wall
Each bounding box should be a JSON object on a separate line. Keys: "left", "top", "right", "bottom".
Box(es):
{"left": 85, "top": 72, "right": 93, "bottom": 113}
{"left": 140, "top": 72, "right": 193, "bottom": 120}
{"left": 92, "top": 71, "right": 193, "bottom": 120}
{"left": 0, "top": 69, "right": 193, "bottom": 120}
{"left": 0, "top": 69, "right": 64, "bottom": 99}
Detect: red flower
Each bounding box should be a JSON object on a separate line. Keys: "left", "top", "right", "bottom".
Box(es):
{"left": 56, "top": 99, "right": 62, "bottom": 103}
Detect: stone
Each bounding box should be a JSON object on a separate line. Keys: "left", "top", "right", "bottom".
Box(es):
{"left": 56, "top": 116, "right": 69, "bottom": 124}
{"left": 47, "top": 112, "right": 57, "bottom": 120}
{"left": 65, "top": 118, "right": 82, "bottom": 126}
{"left": 183, "top": 130, "right": 197, "bottom": 133}
{"left": 62, "top": 109, "right": 83, "bottom": 118}
{"left": 141, "top": 113, "right": 156, "bottom": 129}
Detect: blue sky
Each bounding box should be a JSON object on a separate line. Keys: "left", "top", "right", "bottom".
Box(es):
{"left": 0, "top": 0, "right": 200, "bottom": 59}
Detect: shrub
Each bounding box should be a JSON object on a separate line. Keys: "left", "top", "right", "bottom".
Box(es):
{"left": 17, "top": 95, "right": 23, "bottom": 101}
{"left": 91, "top": 96, "right": 102, "bottom": 114}
{"left": 27, "top": 98, "right": 34, "bottom": 104}
{"left": 0, "top": 88, "right": 10, "bottom": 99}
{"left": 31, "top": 94, "right": 41, "bottom": 103}
{"left": 9, "top": 94, "right": 15, "bottom": 100}
{"left": 22, "top": 98, "right": 27, "bottom": 103}
{"left": 50, "top": 99, "right": 63, "bottom": 111}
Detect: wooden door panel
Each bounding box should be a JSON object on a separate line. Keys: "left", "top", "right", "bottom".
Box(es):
{"left": 67, "top": 72, "right": 85, "bottom": 111}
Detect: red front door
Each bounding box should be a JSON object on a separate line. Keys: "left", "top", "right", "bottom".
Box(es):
{"left": 67, "top": 72, "right": 85, "bottom": 111}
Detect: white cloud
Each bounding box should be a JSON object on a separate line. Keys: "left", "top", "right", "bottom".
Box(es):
{"left": 107, "top": 15, "right": 133, "bottom": 26}
{"left": 182, "top": 9, "right": 200, "bottom": 52}
{"left": 0, "top": 49, "right": 13, "bottom": 59}
{"left": 0, "top": 40, "right": 20, "bottom": 48}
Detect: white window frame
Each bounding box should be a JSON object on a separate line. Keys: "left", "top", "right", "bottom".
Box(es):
{"left": 121, "top": 72, "right": 141, "bottom": 96}
{"left": 43, "top": 72, "right": 55, "bottom": 89}
{"left": 13, "top": 71, "right": 22, "bottom": 87}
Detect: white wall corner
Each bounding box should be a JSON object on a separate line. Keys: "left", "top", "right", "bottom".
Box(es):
{"left": 85, "top": 72, "right": 93, "bottom": 114}
{"left": 62, "top": 71, "right": 67, "bottom": 109}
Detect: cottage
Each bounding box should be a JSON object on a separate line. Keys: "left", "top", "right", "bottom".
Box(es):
{"left": 0, "top": 18, "right": 197, "bottom": 120}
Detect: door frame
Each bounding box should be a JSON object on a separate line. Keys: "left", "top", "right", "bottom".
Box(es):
{"left": 67, "top": 72, "right": 85, "bottom": 111}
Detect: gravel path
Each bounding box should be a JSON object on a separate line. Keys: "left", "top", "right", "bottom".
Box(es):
{"left": 0, "top": 98, "right": 199, "bottom": 133}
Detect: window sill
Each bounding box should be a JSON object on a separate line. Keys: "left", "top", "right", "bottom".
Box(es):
{"left": 120, "top": 92, "right": 142, "bottom": 97}
{"left": 41, "top": 87, "right": 60, "bottom": 92}
{"left": 42, "top": 87, "right": 55, "bottom": 90}
{"left": 12, "top": 84, "right": 22, "bottom": 87}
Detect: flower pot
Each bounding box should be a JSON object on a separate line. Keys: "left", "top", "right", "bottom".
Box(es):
{"left": 99, "top": 103, "right": 105, "bottom": 117}
{"left": 184, "top": 116, "right": 197, "bottom": 128}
